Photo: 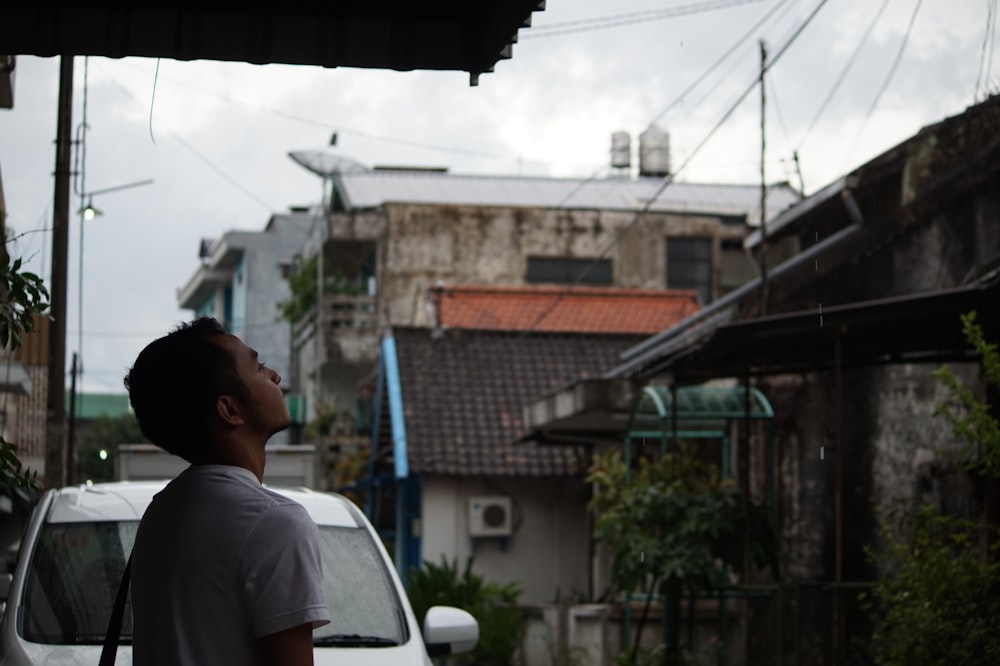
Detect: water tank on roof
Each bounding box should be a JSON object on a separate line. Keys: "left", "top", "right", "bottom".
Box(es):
{"left": 639, "top": 125, "right": 671, "bottom": 177}
{"left": 610, "top": 131, "right": 631, "bottom": 170}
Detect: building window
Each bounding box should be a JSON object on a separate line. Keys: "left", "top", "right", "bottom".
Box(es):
{"left": 526, "top": 256, "right": 612, "bottom": 285}
{"left": 667, "top": 237, "right": 712, "bottom": 304}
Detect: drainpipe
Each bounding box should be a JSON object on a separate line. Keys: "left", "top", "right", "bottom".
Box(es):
{"left": 612, "top": 178, "right": 866, "bottom": 378}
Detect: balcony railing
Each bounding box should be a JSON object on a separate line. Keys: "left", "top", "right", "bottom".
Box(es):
{"left": 324, "top": 292, "right": 376, "bottom": 329}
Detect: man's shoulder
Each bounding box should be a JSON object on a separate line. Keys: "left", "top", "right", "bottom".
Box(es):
{"left": 144, "top": 465, "right": 305, "bottom": 526}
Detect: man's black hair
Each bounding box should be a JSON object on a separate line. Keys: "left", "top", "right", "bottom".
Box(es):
{"left": 124, "top": 317, "right": 250, "bottom": 462}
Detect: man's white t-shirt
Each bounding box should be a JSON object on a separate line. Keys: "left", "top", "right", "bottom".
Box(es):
{"left": 131, "top": 464, "right": 331, "bottom": 665}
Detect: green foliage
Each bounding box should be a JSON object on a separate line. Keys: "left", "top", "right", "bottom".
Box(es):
{"left": 407, "top": 556, "right": 525, "bottom": 666}
{"left": 276, "top": 256, "right": 371, "bottom": 324}
{"left": 304, "top": 400, "right": 356, "bottom": 440}
{"left": 0, "top": 439, "right": 39, "bottom": 492}
{"left": 0, "top": 252, "right": 49, "bottom": 492}
{"left": 74, "top": 413, "right": 145, "bottom": 483}
{"left": 932, "top": 311, "right": 1000, "bottom": 476}
{"left": 861, "top": 504, "right": 1000, "bottom": 665}
{"left": 588, "top": 447, "right": 774, "bottom": 664}
{"left": 277, "top": 256, "right": 320, "bottom": 324}
{"left": 587, "top": 447, "right": 766, "bottom": 597}
{"left": 0, "top": 254, "right": 49, "bottom": 350}
{"left": 864, "top": 311, "right": 1000, "bottom": 665}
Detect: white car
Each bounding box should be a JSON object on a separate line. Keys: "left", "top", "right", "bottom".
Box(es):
{"left": 0, "top": 481, "right": 478, "bottom": 665}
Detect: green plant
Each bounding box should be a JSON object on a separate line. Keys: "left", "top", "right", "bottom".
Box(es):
{"left": 932, "top": 310, "right": 1000, "bottom": 476}
{"left": 862, "top": 310, "right": 1000, "bottom": 665}
{"left": 588, "top": 446, "right": 773, "bottom": 664}
{"left": 0, "top": 251, "right": 49, "bottom": 491}
{"left": 304, "top": 400, "right": 356, "bottom": 440}
{"left": 0, "top": 254, "right": 48, "bottom": 351}
{"left": 277, "top": 256, "right": 321, "bottom": 324}
{"left": 407, "top": 556, "right": 525, "bottom": 666}
{"left": 861, "top": 504, "right": 1000, "bottom": 665}
{"left": 277, "top": 256, "right": 371, "bottom": 325}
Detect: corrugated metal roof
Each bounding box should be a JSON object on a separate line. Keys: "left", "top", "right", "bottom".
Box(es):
{"left": 333, "top": 170, "right": 801, "bottom": 224}
{"left": 1, "top": 2, "right": 545, "bottom": 83}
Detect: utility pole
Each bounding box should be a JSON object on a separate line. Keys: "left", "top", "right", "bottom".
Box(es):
{"left": 758, "top": 39, "right": 769, "bottom": 317}
{"left": 45, "top": 56, "right": 72, "bottom": 489}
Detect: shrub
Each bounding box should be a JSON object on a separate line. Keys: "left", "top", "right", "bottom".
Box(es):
{"left": 407, "top": 556, "right": 524, "bottom": 666}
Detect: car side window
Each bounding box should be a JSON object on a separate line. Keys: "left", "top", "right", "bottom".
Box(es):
{"left": 21, "top": 522, "right": 137, "bottom": 644}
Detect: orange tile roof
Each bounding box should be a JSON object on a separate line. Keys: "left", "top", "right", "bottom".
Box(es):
{"left": 432, "top": 284, "right": 700, "bottom": 334}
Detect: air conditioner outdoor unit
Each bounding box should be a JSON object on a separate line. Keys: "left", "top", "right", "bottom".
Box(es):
{"left": 468, "top": 496, "right": 513, "bottom": 537}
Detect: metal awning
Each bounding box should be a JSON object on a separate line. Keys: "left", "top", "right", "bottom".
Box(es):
{"left": 633, "top": 274, "right": 1000, "bottom": 381}
{"left": 1, "top": 1, "right": 546, "bottom": 84}
{"left": 523, "top": 275, "right": 999, "bottom": 443}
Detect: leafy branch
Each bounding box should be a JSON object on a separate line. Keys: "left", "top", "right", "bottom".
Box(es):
{"left": 931, "top": 311, "right": 1000, "bottom": 476}
{"left": 0, "top": 252, "right": 49, "bottom": 491}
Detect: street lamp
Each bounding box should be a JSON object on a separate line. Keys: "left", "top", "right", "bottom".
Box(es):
{"left": 66, "top": 177, "right": 153, "bottom": 484}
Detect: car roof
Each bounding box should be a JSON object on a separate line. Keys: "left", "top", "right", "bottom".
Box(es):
{"left": 44, "top": 480, "right": 362, "bottom": 528}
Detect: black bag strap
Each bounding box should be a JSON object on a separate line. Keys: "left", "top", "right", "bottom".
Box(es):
{"left": 100, "top": 552, "right": 132, "bottom": 666}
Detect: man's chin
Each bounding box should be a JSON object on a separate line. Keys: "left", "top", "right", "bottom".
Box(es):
{"left": 268, "top": 416, "right": 293, "bottom": 438}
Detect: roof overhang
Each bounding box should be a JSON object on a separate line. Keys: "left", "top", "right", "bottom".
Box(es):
{"left": 522, "top": 378, "right": 640, "bottom": 444}
{"left": 176, "top": 266, "right": 235, "bottom": 310}
{"left": 0, "top": 2, "right": 546, "bottom": 84}
{"left": 523, "top": 276, "right": 1000, "bottom": 443}
{"left": 638, "top": 277, "right": 1000, "bottom": 381}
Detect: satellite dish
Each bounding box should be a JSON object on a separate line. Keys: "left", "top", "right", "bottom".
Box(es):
{"left": 288, "top": 150, "right": 369, "bottom": 177}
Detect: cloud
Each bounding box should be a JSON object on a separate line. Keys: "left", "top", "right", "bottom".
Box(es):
{"left": 0, "top": 0, "right": 994, "bottom": 392}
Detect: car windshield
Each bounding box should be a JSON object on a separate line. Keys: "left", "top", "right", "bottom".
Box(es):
{"left": 20, "top": 522, "right": 407, "bottom": 647}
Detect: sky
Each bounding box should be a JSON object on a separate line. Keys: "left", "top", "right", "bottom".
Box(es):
{"left": 0, "top": 0, "right": 995, "bottom": 394}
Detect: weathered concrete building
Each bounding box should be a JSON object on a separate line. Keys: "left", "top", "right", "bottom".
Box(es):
{"left": 290, "top": 155, "right": 801, "bottom": 467}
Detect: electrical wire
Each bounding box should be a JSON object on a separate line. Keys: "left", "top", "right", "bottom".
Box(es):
{"left": 840, "top": 0, "right": 924, "bottom": 172}
{"left": 522, "top": 0, "right": 767, "bottom": 39}
{"left": 796, "top": 0, "right": 892, "bottom": 153}
{"left": 149, "top": 58, "right": 160, "bottom": 145}
{"left": 514, "top": 0, "right": 832, "bottom": 338}
{"left": 104, "top": 77, "right": 277, "bottom": 212}
{"left": 974, "top": 0, "right": 998, "bottom": 101}
{"left": 648, "top": 0, "right": 795, "bottom": 127}
{"left": 98, "top": 59, "right": 546, "bottom": 166}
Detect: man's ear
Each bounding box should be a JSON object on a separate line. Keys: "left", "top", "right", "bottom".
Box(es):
{"left": 216, "top": 394, "right": 245, "bottom": 427}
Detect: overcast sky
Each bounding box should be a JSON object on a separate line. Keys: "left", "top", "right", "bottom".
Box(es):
{"left": 0, "top": 0, "right": 994, "bottom": 394}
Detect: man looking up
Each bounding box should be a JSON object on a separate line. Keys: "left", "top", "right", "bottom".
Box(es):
{"left": 124, "top": 317, "right": 330, "bottom": 665}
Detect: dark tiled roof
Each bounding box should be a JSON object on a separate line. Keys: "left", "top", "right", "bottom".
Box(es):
{"left": 433, "top": 284, "right": 701, "bottom": 334}
{"left": 392, "top": 326, "right": 646, "bottom": 477}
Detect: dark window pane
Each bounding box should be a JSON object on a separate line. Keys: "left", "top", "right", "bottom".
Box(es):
{"left": 526, "top": 257, "right": 612, "bottom": 285}
{"left": 667, "top": 238, "right": 712, "bottom": 304}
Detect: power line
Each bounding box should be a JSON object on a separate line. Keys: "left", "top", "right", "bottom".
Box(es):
{"left": 100, "top": 59, "right": 547, "bottom": 167}
{"left": 516, "top": 0, "right": 832, "bottom": 338}
{"left": 104, "top": 77, "right": 277, "bottom": 212}
{"left": 975, "top": 0, "right": 998, "bottom": 100}
{"left": 797, "top": 0, "right": 892, "bottom": 153}
{"left": 841, "top": 0, "right": 924, "bottom": 171}
{"left": 648, "top": 0, "right": 795, "bottom": 127}
{"left": 523, "top": 0, "right": 767, "bottom": 39}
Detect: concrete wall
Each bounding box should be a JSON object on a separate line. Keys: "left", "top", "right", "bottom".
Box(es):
{"left": 743, "top": 151, "right": 1000, "bottom": 664}
{"left": 421, "top": 474, "right": 591, "bottom": 607}
{"left": 373, "top": 204, "right": 746, "bottom": 327}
